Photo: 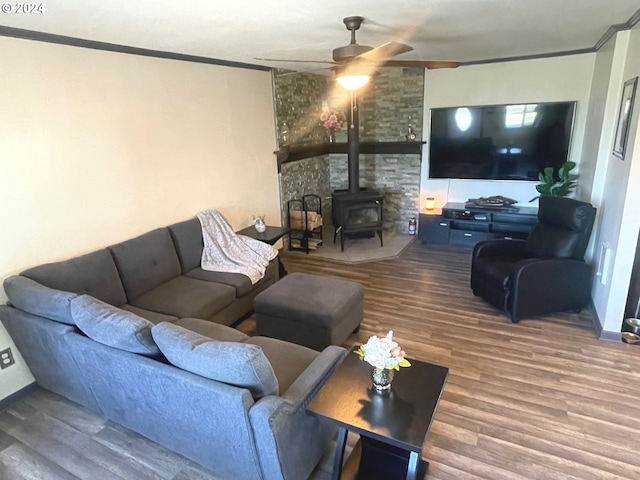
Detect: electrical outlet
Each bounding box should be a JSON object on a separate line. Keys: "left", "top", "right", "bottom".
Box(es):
{"left": 0, "top": 347, "right": 15, "bottom": 369}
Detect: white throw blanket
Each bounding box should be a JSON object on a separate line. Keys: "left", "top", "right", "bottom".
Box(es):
{"left": 197, "top": 209, "right": 278, "bottom": 285}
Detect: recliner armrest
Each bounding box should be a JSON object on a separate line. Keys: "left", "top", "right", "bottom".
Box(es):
{"left": 473, "top": 239, "right": 527, "bottom": 260}
{"left": 511, "top": 257, "right": 592, "bottom": 285}
{"left": 508, "top": 258, "right": 593, "bottom": 322}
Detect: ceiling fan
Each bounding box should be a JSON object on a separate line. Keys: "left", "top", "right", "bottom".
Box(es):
{"left": 255, "top": 16, "right": 461, "bottom": 76}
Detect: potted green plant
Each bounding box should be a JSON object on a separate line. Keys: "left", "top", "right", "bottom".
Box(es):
{"left": 530, "top": 161, "right": 579, "bottom": 202}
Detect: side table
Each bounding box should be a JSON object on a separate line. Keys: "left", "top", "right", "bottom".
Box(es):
{"left": 236, "top": 225, "right": 290, "bottom": 277}
{"left": 307, "top": 350, "right": 448, "bottom": 480}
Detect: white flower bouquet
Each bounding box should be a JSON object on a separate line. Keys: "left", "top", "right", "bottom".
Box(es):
{"left": 354, "top": 330, "right": 411, "bottom": 373}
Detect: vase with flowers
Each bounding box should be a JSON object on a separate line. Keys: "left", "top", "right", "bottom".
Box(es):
{"left": 355, "top": 331, "right": 411, "bottom": 391}
{"left": 320, "top": 103, "right": 346, "bottom": 143}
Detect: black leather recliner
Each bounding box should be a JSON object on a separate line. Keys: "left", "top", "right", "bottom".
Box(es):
{"left": 471, "top": 196, "right": 596, "bottom": 323}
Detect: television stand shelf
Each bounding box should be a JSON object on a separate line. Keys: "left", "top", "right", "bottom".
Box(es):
{"left": 418, "top": 202, "right": 538, "bottom": 248}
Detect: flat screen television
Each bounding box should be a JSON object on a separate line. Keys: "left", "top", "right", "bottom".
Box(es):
{"left": 428, "top": 102, "right": 576, "bottom": 180}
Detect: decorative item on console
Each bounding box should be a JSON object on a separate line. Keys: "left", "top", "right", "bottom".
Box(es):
{"left": 424, "top": 197, "right": 436, "bottom": 210}
{"left": 405, "top": 115, "right": 416, "bottom": 141}
{"left": 355, "top": 331, "right": 411, "bottom": 392}
{"left": 278, "top": 121, "right": 290, "bottom": 148}
{"left": 253, "top": 215, "right": 266, "bottom": 233}
{"left": 465, "top": 195, "right": 518, "bottom": 209}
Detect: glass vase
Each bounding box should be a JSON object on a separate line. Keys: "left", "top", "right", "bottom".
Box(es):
{"left": 254, "top": 217, "right": 266, "bottom": 233}
{"left": 328, "top": 128, "right": 336, "bottom": 143}
{"left": 372, "top": 367, "right": 394, "bottom": 392}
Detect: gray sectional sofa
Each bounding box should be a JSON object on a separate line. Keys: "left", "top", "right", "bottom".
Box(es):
{"left": 0, "top": 217, "right": 348, "bottom": 480}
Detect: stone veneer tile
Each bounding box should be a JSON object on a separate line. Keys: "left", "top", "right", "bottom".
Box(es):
{"left": 275, "top": 68, "right": 424, "bottom": 234}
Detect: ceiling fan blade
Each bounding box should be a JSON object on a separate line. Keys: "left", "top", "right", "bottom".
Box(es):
{"left": 381, "top": 60, "right": 462, "bottom": 69}
{"left": 356, "top": 41, "right": 413, "bottom": 63}
{"left": 254, "top": 57, "right": 337, "bottom": 65}
{"left": 275, "top": 67, "right": 333, "bottom": 77}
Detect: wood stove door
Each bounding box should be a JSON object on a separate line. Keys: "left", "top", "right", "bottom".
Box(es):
{"left": 343, "top": 202, "right": 383, "bottom": 233}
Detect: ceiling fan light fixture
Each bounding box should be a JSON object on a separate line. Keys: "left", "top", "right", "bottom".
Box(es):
{"left": 336, "top": 73, "right": 370, "bottom": 90}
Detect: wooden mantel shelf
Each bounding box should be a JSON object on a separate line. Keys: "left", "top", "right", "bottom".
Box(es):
{"left": 275, "top": 141, "right": 426, "bottom": 172}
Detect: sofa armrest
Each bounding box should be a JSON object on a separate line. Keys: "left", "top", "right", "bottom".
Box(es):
{"left": 280, "top": 345, "right": 347, "bottom": 408}
{"left": 248, "top": 345, "right": 347, "bottom": 480}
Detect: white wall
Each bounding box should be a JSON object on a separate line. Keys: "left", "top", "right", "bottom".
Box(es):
{"left": 0, "top": 37, "right": 280, "bottom": 400}
{"left": 589, "top": 28, "right": 640, "bottom": 333}
{"left": 580, "top": 34, "right": 620, "bottom": 208}
{"left": 421, "top": 55, "right": 596, "bottom": 209}
{"left": 418, "top": 36, "right": 640, "bottom": 336}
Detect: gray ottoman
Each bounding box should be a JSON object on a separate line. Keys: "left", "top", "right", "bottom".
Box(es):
{"left": 254, "top": 272, "right": 363, "bottom": 351}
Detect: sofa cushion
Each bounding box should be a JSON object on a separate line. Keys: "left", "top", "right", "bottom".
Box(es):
{"left": 169, "top": 219, "right": 277, "bottom": 297}
{"left": 174, "top": 317, "right": 249, "bottom": 342}
{"left": 119, "top": 304, "right": 179, "bottom": 324}
{"left": 184, "top": 269, "right": 254, "bottom": 297}
{"left": 20, "top": 249, "right": 127, "bottom": 306}
{"left": 70, "top": 295, "right": 160, "bottom": 356}
{"left": 151, "top": 322, "right": 278, "bottom": 398}
{"left": 244, "top": 336, "right": 318, "bottom": 393}
{"left": 184, "top": 259, "right": 278, "bottom": 297}
{"left": 167, "top": 218, "right": 203, "bottom": 273}
{"left": 3, "top": 275, "right": 79, "bottom": 325}
{"left": 109, "top": 228, "right": 182, "bottom": 301}
{"left": 129, "top": 276, "right": 236, "bottom": 320}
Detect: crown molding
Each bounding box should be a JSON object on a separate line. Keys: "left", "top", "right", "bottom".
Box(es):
{"left": 0, "top": 26, "right": 270, "bottom": 71}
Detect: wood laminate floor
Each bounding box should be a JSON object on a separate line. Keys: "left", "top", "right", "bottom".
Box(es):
{"left": 2, "top": 240, "right": 639, "bottom": 479}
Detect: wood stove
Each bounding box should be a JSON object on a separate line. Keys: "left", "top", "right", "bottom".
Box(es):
{"left": 332, "top": 189, "right": 383, "bottom": 251}
{"left": 330, "top": 92, "right": 384, "bottom": 251}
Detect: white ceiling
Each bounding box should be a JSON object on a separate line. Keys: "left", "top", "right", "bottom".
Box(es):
{"left": 1, "top": 0, "right": 639, "bottom": 71}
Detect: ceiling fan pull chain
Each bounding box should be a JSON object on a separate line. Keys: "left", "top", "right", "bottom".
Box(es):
{"left": 350, "top": 93, "right": 356, "bottom": 129}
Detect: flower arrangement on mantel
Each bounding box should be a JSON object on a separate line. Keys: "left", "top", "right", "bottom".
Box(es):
{"left": 355, "top": 331, "right": 411, "bottom": 372}
{"left": 319, "top": 103, "right": 346, "bottom": 131}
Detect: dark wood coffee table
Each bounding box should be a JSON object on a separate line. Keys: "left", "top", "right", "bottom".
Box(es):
{"left": 307, "top": 350, "right": 448, "bottom": 480}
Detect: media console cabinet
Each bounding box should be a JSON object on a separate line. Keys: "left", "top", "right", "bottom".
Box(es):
{"left": 418, "top": 202, "right": 538, "bottom": 248}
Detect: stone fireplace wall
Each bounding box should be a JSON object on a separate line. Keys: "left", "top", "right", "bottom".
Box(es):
{"left": 329, "top": 153, "right": 422, "bottom": 233}
{"left": 329, "top": 68, "right": 425, "bottom": 233}
{"left": 274, "top": 70, "right": 332, "bottom": 233}
{"left": 273, "top": 69, "right": 348, "bottom": 146}
{"left": 274, "top": 67, "right": 425, "bottom": 235}
{"left": 280, "top": 157, "right": 331, "bottom": 226}
{"left": 359, "top": 67, "right": 424, "bottom": 142}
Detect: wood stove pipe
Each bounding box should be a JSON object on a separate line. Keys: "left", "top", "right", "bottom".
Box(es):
{"left": 347, "top": 92, "right": 360, "bottom": 194}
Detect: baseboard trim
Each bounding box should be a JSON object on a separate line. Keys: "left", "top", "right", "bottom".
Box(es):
{"left": 0, "top": 382, "right": 38, "bottom": 411}
{"left": 599, "top": 330, "right": 622, "bottom": 342}
{"left": 587, "top": 299, "right": 623, "bottom": 342}
{"left": 587, "top": 300, "right": 603, "bottom": 337}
